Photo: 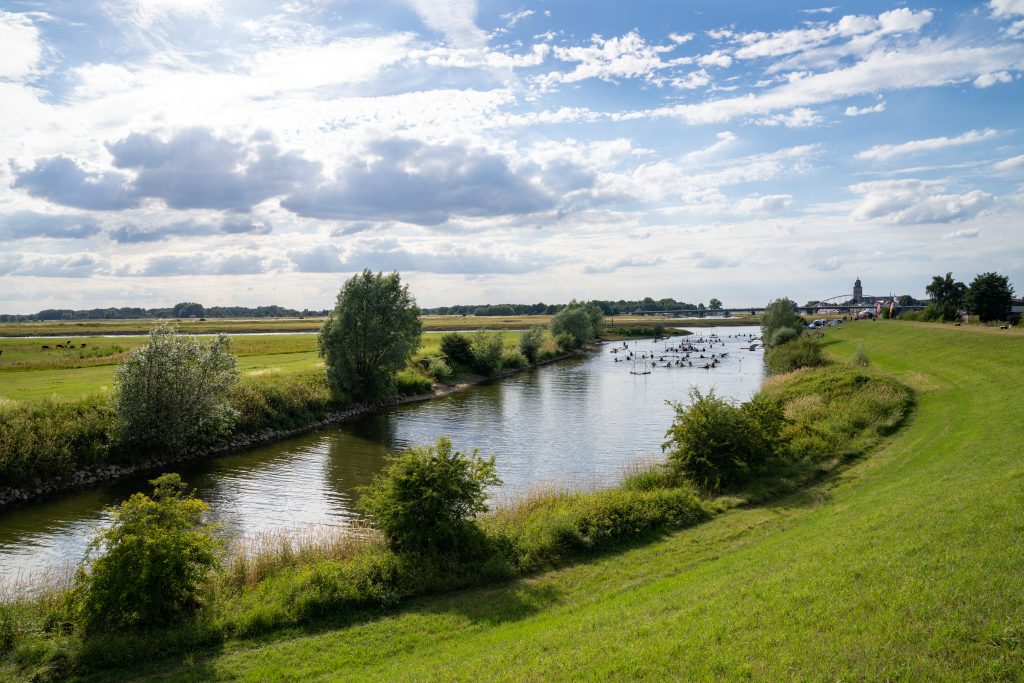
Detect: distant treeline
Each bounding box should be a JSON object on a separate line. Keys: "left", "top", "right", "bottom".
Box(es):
{"left": 421, "top": 297, "right": 706, "bottom": 316}
{"left": 0, "top": 302, "right": 328, "bottom": 322}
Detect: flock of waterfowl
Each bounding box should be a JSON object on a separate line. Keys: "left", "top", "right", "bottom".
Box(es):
{"left": 608, "top": 332, "right": 762, "bottom": 375}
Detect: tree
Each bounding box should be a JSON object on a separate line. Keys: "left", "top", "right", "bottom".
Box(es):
{"left": 760, "top": 298, "right": 803, "bottom": 347}
{"left": 319, "top": 270, "right": 422, "bottom": 401}
{"left": 965, "top": 272, "right": 1014, "bottom": 322}
{"left": 925, "top": 272, "right": 966, "bottom": 321}
{"left": 68, "top": 474, "right": 220, "bottom": 631}
{"left": 709, "top": 298, "right": 723, "bottom": 310}
{"left": 440, "top": 333, "right": 474, "bottom": 368}
{"left": 356, "top": 437, "right": 501, "bottom": 554}
{"left": 550, "top": 300, "right": 603, "bottom": 348}
{"left": 172, "top": 301, "right": 204, "bottom": 318}
{"left": 114, "top": 323, "right": 237, "bottom": 455}
{"left": 517, "top": 325, "right": 546, "bottom": 364}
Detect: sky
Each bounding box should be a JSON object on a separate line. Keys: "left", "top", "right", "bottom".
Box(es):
{"left": 1, "top": 0, "right": 1022, "bottom": 313}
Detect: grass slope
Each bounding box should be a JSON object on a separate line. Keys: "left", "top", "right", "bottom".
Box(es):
{"left": 101, "top": 321, "right": 1023, "bottom": 682}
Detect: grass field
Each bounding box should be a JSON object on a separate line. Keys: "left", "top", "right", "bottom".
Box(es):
{"left": 0, "top": 331, "right": 528, "bottom": 402}
{"left": 0, "top": 315, "right": 760, "bottom": 338}
{"left": 88, "top": 320, "right": 1022, "bottom": 681}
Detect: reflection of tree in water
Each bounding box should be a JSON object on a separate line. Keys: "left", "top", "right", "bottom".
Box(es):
{"left": 323, "top": 418, "right": 396, "bottom": 511}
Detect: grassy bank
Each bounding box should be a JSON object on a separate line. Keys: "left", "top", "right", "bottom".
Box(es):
{"left": 0, "top": 332, "right": 915, "bottom": 680}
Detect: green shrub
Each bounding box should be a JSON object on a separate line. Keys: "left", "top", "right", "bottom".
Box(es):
{"left": 501, "top": 350, "right": 528, "bottom": 371}
{"left": 761, "top": 298, "right": 803, "bottom": 346}
{"left": 554, "top": 331, "right": 577, "bottom": 352}
{"left": 394, "top": 368, "right": 434, "bottom": 396}
{"left": 0, "top": 396, "right": 114, "bottom": 487}
{"left": 67, "top": 474, "right": 220, "bottom": 632}
{"left": 765, "top": 334, "right": 828, "bottom": 374}
{"left": 517, "top": 326, "right": 546, "bottom": 364}
{"left": 770, "top": 327, "right": 798, "bottom": 347}
{"left": 850, "top": 343, "right": 870, "bottom": 367}
{"left": 114, "top": 324, "right": 238, "bottom": 456}
{"left": 356, "top": 437, "right": 500, "bottom": 555}
{"left": 426, "top": 357, "right": 454, "bottom": 381}
{"left": 229, "top": 369, "right": 338, "bottom": 434}
{"left": 662, "top": 389, "right": 786, "bottom": 492}
{"left": 550, "top": 302, "right": 602, "bottom": 347}
{"left": 439, "top": 333, "right": 474, "bottom": 368}
{"left": 470, "top": 330, "right": 505, "bottom": 376}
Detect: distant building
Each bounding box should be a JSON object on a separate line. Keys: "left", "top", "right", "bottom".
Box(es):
{"left": 853, "top": 278, "right": 863, "bottom": 304}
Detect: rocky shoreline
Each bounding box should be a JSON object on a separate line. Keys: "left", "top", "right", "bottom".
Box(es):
{"left": 0, "top": 352, "right": 577, "bottom": 510}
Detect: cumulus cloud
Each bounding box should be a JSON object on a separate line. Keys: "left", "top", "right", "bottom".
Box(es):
{"left": 850, "top": 179, "right": 995, "bottom": 224}
{"left": 541, "top": 31, "right": 683, "bottom": 87}
{"left": 0, "top": 252, "right": 107, "bottom": 278}
{"left": 288, "top": 239, "right": 552, "bottom": 275}
{"left": 974, "top": 71, "right": 1014, "bottom": 88}
{"left": 0, "top": 11, "right": 43, "bottom": 81}
{"left": 582, "top": 255, "right": 664, "bottom": 274}
{"left": 107, "top": 217, "right": 271, "bottom": 243}
{"left": 107, "top": 128, "right": 321, "bottom": 212}
{"left": 406, "top": 0, "right": 487, "bottom": 48}
{"left": 754, "top": 107, "right": 822, "bottom": 128}
{"left": 12, "top": 156, "right": 136, "bottom": 210}
{"left": 943, "top": 227, "right": 980, "bottom": 239}
{"left": 990, "top": 0, "right": 1024, "bottom": 18}
{"left": 282, "top": 138, "right": 555, "bottom": 225}
{"left": 994, "top": 154, "right": 1024, "bottom": 172}
{"left": 857, "top": 128, "right": 999, "bottom": 161}
{"left": 734, "top": 194, "right": 793, "bottom": 215}
{"left": 844, "top": 101, "right": 886, "bottom": 116}
{"left": 0, "top": 212, "right": 102, "bottom": 240}
{"left": 119, "top": 252, "right": 272, "bottom": 276}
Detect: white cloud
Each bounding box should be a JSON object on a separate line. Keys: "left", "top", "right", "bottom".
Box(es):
{"left": 406, "top": 0, "right": 487, "bottom": 49}
{"left": 542, "top": 31, "right": 679, "bottom": 86}
{"left": 500, "top": 9, "right": 534, "bottom": 28}
{"left": 857, "top": 129, "right": 1000, "bottom": 162}
{"left": 669, "top": 32, "right": 694, "bottom": 44}
{"left": 754, "top": 107, "right": 822, "bottom": 128}
{"left": 990, "top": 0, "right": 1024, "bottom": 18}
{"left": 698, "top": 51, "right": 733, "bottom": 68}
{"left": 582, "top": 255, "right": 664, "bottom": 274}
{"left": 943, "top": 227, "right": 980, "bottom": 239}
{"left": 0, "top": 11, "right": 43, "bottom": 81}
{"left": 682, "top": 131, "right": 737, "bottom": 162}
{"left": 844, "top": 101, "right": 886, "bottom": 116}
{"left": 974, "top": 71, "right": 1014, "bottom": 87}
{"left": 850, "top": 179, "right": 995, "bottom": 224}
{"left": 994, "top": 154, "right": 1024, "bottom": 172}
{"left": 105, "top": 0, "right": 221, "bottom": 29}
{"left": 734, "top": 194, "right": 793, "bottom": 215}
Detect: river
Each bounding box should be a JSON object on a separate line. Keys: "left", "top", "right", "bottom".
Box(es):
{"left": 0, "top": 326, "right": 764, "bottom": 582}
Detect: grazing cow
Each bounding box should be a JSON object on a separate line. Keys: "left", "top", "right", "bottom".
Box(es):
{"left": 56, "top": 344, "right": 65, "bottom": 349}
{"left": 81, "top": 343, "right": 87, "bottom": 348}
{"left": 42, "top": 345, "right": 49, "bottom": 350}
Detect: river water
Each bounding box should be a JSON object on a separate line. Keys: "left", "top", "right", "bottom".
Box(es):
{"left": 0, "top": 326, "right": 764, "bottom": 582}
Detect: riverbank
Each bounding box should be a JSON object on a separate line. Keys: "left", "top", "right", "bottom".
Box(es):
{"left": 0, "top": 350, "right": 578, "bottom": 510}
{"left": 0, "top": 329, "right": 915, "bottom": 680}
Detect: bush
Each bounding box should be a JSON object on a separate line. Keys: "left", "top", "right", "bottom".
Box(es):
{"left": 0, "top": 396, "right": 115, "bottom": 488}
{"left": 114, "top": 324, "right": 238, "bottom": 456}
{"left": 850, "top": 343, "right": 870, "bottom": 367}
{"left": 67, "top": 474, "right": 220, "bottom": 632}
{"left": 555, "top": 331, "right": 577, "bottom": 352}
{"left": 501, "top": 350, "right": 528, "bottom": 371}
{"left": 765, "top": 335, "right": 828, "bottom": 374}
{"left": 356, "top": 437, "right": 500, "bottom": 554}
{"left": 470, "top": 330, "right": 505, "bottom": 376}
{"left": 770, "top": 327, "right": 798, "bottom": 347}
{"left": 517, "top": 326, "right": 546, "bottom": 364}
{"left": 550, "top": 302, "right": 601, "bottom": 348}
{"left": 439, "top": 333, "right": 474, "bottom": 369}
{"left": 229, "top": 369, "right": 338, "bottom": 434}
{"left": 394, "top": 368, "right": 434, "bottom": 396}
{"left": 319, "top": 270, "right": 422, "bottom": 402}
{"left": 662, "top": 389, "right": 786, "bottom": 492}
{"left": 426, "top": 357, "right": 454, "bottom": 381}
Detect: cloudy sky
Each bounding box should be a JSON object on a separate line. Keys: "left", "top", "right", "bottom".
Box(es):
{"left": 1, "top": 0, "right": 1022, "bottom": 313}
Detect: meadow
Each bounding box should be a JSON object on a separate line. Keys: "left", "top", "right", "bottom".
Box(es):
{"left": 52, "top": 320, "right": 1021, "bottom": 681}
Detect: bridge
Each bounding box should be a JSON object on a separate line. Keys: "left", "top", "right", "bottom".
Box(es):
{"left": 624, "top": 302, "right": 927, "bottom": 317}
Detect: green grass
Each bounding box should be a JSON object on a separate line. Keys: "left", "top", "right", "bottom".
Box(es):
{"left": 63, "top": 320, "right": 1022, "bottom": 681}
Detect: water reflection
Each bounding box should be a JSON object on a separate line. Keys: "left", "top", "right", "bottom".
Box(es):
{"left": 0, "top": 326, "right": 763, "bottom": 580}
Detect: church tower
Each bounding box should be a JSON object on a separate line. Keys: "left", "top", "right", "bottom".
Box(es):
{"left": 853, "top": 278, "right": 863, "bottom": 303}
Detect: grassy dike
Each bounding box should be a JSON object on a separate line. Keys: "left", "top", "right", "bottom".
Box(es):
{"left": 60, "top": 320, "right": 1022, "bottom": 682}
{"left": 2, "top": 323, "right": 931, "bottom": 680}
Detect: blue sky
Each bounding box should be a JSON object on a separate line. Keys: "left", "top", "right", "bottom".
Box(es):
{"left": 1, "top": 0, "right": 1022, "bottom": 312}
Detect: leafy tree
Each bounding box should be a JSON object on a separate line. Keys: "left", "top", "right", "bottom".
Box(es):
{"left": 550, "top": 300, "right": 603, "bottom": 347}
{"left": 68, "top": 474, "right": 220, "bottom": 632}
{"left": 517, "top": 325, "right": 546, "bottom": 364}
{"left": 114, "top": 323, "right": 237, "bottom": 455}
{"left": 925, "top": 272, "right": 966, "bottom": 321}
{"left": 172, "top": 301, "right": 205, "bottom": 318}
{"left": 319, "top": 270, "right": 422, "bottom": 401}
{"left": 356, "top": 437, "right": 501, "bottom": 554}
{"left": 709, "top": 298, "right": 723, "bottom": 310}
{"left": 760, "top": 298, "right": 803, "bottom": 347}
{"left": 964, "top": 272, "right": 1014, "bottom": 322}
{"left": 440, "top": 333, "right": 474, "bottom": 368}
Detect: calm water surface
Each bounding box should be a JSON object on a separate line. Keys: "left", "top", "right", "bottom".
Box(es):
{"left": 0, "top": 326, "right": 764, "bottom": 581}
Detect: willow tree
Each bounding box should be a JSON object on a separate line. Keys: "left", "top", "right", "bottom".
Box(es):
{"left": 319, "top": 270, "right": 422, "bottom": 402}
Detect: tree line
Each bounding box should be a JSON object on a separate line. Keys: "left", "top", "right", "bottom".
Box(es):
{"left": 422, "top": 296, "right": 722, "bottom": 316}
{"left": 0, "top": 303, "right": 328, "bottom": 322}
